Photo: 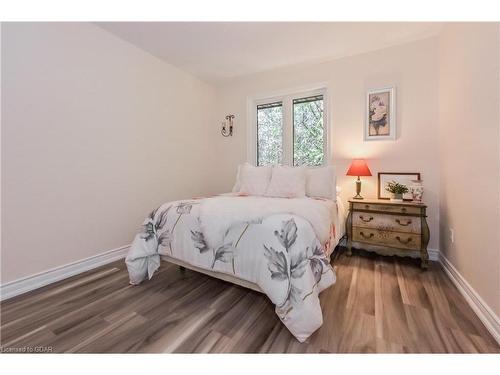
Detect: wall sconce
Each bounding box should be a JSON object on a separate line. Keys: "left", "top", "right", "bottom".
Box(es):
{"left": 221, "top": 114, "right": 234, "bottom": 137}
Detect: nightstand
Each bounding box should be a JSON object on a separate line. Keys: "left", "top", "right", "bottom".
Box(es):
{"left": 346, "top": 199, "right": 430, "bottom": 269}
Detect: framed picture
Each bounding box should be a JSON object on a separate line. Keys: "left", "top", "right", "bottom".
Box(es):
{"left": 364, "top": 87, "right": 396, "bottom": 141}
{"left": 378, "top": 172, "right": 421, "bottom": 200}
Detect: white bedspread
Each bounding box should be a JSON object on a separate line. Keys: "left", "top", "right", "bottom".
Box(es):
{"left": 199, "top": 195, "right": 336, "bottom": 249}
{"left": 125, "top": 194, "right": 345, "bottom": 343}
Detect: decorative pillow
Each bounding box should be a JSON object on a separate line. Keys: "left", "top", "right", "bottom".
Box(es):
{"left": 238, "top": 163, "right": 272, "bottom": 196}
{"left": 265, "top": 166, "right": 307, "bottom": 198}
{"left": 306, "top": 166, "right": 337, "bottom": 200}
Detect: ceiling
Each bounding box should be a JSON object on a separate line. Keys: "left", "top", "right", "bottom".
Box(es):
{"left": 96, "top": 22, "right": 443, "bottom": 83}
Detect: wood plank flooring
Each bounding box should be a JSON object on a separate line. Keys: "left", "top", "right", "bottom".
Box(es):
{"left": 1, "top": 249, "right": 498, "bottom": 353}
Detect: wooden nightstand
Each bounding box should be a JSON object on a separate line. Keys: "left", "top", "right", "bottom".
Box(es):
{"left": 346, "top": 199, "right": 430, "bottom": 269}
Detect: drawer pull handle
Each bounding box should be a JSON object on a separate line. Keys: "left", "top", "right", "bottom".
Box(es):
{"left": 364, "top": 205, "right": 370, "bottom": 209}
{"left": 396, "top": 236, "right": 413, "bottom": 244}
{"left": 360, "top": 232, "right": 374, "bottom": 239}
{"left": 396, "top": 219, "right": 412, "bottom": 226}
{"left": 359, "top": 215, "right": 374, "bottom": 222}
{"left": 401, "top": 207, "right": 407, "bottom": 213}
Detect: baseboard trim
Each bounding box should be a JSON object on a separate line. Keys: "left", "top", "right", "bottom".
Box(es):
{"left": 439, "top": 252, "right": 500, "bottom": 345}
{"left": 0, "top": 244, "right": 130, "bottom": 301}
{"left": 428, "top": 248, "right": 439, "bottom": 262}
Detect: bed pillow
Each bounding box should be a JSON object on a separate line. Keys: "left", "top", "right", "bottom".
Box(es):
{"left": 306, "top": 166, "right": 337, "bottom": 201}
{"left": 265, "top": 166, "right": 307, "bottom": 198}
{"left": 231, "top": 163, "right": 243, "bottom": 192}
{"left": 238, "top": 163, "right": 272, "bottom": 196}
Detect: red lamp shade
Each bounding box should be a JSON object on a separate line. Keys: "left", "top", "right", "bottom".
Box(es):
{"left": 346, "top": 159, "right": 372, "bottom": 177}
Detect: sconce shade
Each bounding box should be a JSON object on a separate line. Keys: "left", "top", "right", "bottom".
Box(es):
{"left": 346, "top": 159, "right": 372, "bottom": 177}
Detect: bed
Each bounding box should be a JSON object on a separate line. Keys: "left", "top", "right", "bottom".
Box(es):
{"left": 125, "top": 192, "right": 346, "bottom": 342}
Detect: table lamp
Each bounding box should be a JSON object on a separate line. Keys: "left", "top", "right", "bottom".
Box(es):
{"left": 346, "top": 159, "right": 372, "bottom": 199}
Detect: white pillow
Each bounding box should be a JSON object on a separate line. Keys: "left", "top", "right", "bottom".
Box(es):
{"left": 265, "top": 166, "right": 306, "bottom": 198}
{"left": 238, "top": 163, "right": 272, "bottom": 196}
{"left": 231, "top": 164, "right": 243, "bottom": 192}
{"left": 306, "top": 166, "right": 337, "bottom": 200}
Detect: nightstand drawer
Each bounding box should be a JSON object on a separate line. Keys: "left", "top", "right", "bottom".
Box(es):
{"left": 352, "top": 227, "right": 421, "bottom": 250}
{"left": 352, "top": 213, "right": 421, "bottom": 234}
{"left": 352, "top": 202, "right": 422, "bottom": 215}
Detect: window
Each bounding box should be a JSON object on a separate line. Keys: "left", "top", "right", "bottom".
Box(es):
{"left": 293, "top": 95, "right": 324, "bottom": 166}
{"left": 254, "top": 89, "right": 326, "bottom": 166}
{"left": 257, "top": 102, "right": 283, "bottom": 166}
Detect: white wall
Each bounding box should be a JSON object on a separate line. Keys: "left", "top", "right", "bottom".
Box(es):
{"left": 214, "top": 37, "right": 440, "bottom": 250}
{"left": 438, "top": 23, "right": 500, "bottom": 316}
{"left": 1, "top": 23, "right": 218, "bottom": 283}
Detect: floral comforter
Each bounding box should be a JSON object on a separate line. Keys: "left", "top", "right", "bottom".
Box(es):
{"left": 125, "top": 195, "right": 345, "bottom": 342}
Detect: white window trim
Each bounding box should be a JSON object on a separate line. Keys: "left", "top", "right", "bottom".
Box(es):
{"left": 246, "top": 84, "right": 330, "bottom": 166}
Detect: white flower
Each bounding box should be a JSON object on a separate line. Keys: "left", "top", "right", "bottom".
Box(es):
{"left": 370, "top": 99, "right": 387, "bottom": 121}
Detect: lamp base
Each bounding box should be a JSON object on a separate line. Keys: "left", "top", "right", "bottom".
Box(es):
{"left": 353, "top": 177, "right": 364, "bottom": 199}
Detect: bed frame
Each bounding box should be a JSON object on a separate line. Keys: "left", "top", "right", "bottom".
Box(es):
{"left": 160, "top": 255, "right": 263, "bottom": 293}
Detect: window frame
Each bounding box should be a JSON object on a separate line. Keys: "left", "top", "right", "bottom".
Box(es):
{"left": 247, "top": 86, "right": 329, "bottom": 167}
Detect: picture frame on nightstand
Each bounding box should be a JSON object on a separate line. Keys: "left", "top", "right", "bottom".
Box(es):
{"left": 378, "top": 172, "right": 421, "bottom": 201}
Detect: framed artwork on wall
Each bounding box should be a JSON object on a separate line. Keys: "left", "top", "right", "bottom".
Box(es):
{"left": 364, "top": 87, "right": 396, "bottom": 141}
{"left": 378, "top": 172, "right": 421, "bottom": 200}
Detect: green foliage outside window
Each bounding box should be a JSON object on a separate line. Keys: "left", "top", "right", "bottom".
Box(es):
{"left": 293, "top": 98, "right": 324, "bottom": 166}
{"left": 257, "top": 96, "right": 324, "bottom": 167}
{"left": 257, "top": 104, "right": 283, "bottom": 166}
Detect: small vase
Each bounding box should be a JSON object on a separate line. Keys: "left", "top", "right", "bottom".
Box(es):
{"left": 410, "top": 180, "right": 424, "bottom": 202}
{"left": 390, "top": 193, "right": 403, "bottom": 202}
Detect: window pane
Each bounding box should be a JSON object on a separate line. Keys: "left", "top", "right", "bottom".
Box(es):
{"left": 257, "top": 102, "right": 283, "bottom": 166}
{"left": 293, "top": 95, "right": 324, "bottom": 166}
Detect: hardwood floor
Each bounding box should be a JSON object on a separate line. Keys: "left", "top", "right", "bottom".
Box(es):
{"left": 1, "top": 249, "right": 498, "bottom": 353}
